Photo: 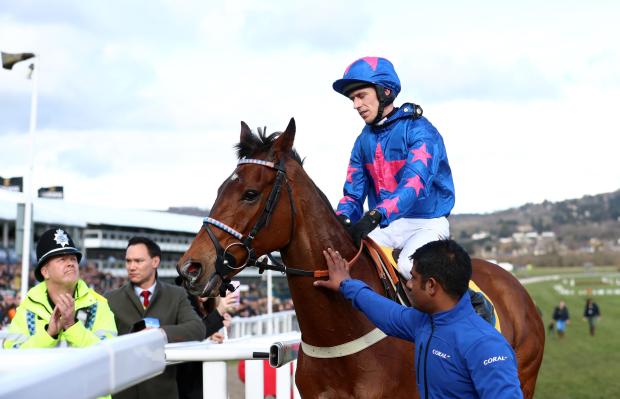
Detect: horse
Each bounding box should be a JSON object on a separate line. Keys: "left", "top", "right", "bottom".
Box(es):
{"left": 176, "top": 118, "right": 545, "bottom": 398}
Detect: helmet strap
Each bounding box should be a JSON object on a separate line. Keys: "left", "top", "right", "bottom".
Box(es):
{"left": 372, "top": 85, "right": 395, "bottom": 125}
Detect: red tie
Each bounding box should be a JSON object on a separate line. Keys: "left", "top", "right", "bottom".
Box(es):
{"left": 140, "top": 290, "right": 151, "bottom": 308}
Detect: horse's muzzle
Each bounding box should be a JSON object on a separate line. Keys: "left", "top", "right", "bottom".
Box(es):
{"left": 178, "top": 259, "right": 222, "bottom": 298}
{"left": 179, "top": 259, "right": 203, "bottom": 282}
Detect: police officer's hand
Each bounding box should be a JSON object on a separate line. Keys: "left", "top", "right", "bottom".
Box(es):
{"left": 349, "top": 210, "right": 382, "bottom": 247}
{"left": 55, "top": 293, "right": 76, "bottom": 330}
{"left": 314, "top": 248, "right": 351, "bottom": 292}
{"left": 47, "top": 306, "right": 62, "bottom": 338}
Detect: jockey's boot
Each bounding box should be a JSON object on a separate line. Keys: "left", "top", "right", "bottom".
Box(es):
{"left": 468, "top": 289, "right": 496, "bottom": 327}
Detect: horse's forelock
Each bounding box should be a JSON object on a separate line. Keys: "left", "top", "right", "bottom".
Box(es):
{"left": 234, "top": 126, "right": 303, "bottom": 166}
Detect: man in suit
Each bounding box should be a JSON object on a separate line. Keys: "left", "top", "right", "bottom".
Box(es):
{"left": 105, "top": 236, "right": 205, "bottom": 399}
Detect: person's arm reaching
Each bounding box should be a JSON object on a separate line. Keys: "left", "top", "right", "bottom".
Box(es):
{"left": 314, "top": 248, "right": 424, "bottom": 341}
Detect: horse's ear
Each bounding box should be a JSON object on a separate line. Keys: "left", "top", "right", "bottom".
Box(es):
{"left": 273, "top": 118, "right": 296, "bottom": 154}
{"left": 240, "top": 121, "right": 252, "bottom": 143}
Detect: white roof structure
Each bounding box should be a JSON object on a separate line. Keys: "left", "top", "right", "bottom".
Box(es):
{"left": 0, "top": 189, "right": 203, "bottom": 234}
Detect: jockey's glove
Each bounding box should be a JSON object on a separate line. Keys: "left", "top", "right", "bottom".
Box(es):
{"left": 350, "top": 209, "right": 382, "bottom": 247}
{"left": 336, "top": 214, "right": 352, "bottom": 228}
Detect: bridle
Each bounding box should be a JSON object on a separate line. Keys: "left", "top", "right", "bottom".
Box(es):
{"left": 185, "top": 156, "right": 332, "bottom": 297}
{"left": 180, "top": 156, "right": 403, "bottom": 359}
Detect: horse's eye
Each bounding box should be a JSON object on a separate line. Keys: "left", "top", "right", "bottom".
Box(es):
{"left": 242, "top": 190, "right": 259, "bottom": 202}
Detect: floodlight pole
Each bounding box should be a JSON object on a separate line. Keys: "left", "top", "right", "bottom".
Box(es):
{"left": 20, "top": 59, "right": 38, "bottom": 300}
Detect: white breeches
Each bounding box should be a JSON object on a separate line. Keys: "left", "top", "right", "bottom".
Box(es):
{"left": 368, "top": 216, "right": 450, "bottom": 279}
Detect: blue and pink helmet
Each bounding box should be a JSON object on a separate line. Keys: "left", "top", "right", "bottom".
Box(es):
{"left": 332, "top": 56, "right": 401, "bottom": 100}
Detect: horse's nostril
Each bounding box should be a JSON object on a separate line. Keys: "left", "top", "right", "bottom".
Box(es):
{"left": 187, "top": 263, "right": 200, "bottom": 275}
{"left": 183, "top": 261, "right": 202, "bottom": 278}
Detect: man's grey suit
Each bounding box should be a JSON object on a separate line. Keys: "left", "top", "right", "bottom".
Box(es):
{"left": 106, "top": 280, "right": 205, "bottom": 399}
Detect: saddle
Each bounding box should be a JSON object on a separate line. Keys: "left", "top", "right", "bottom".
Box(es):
{"left": 363, "top": 238, "right": 500, "bottom": 331}
{"left": 361, "top": 238, "right": 412, "bottom": 307}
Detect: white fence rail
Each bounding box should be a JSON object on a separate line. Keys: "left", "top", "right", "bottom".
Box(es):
{"left": 0, "top": 329, "right": 167, "bottom": 399}
{"left": 229, "top": 310, "right": 298, "bottom": 338}
{"left": 0, "top": 327, "right": 301, "bottom": 399}
{"left": 166, "top": 332, "right": 302, "bottom": 399}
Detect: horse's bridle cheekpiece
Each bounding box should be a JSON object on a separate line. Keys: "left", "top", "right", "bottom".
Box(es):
{"left": 189, "top": 155, "right": 393, "bottom": 359}
{"left": 198, "top": 157, "right": 322, "bottom": 296}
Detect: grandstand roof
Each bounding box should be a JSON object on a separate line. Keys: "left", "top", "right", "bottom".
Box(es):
{"left": 0, "top": 190, "right": 203, "bottom": 234}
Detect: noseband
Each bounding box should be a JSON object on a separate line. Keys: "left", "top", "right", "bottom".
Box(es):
{"left": 198, "top": 157, "right": 297, "bottom": 295}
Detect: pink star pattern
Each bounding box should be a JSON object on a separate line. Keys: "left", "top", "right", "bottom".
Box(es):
{"left": 339, "top": 196, "right": 354, "bottom": 205}
{"left": 405, "top": 175, "right": 425, "bottom": 196}
{"left": 365, "top": 143, "right": 406, "bottom": 195}
{"left": 359, "top": 56, "right": 379, "bottom": 70}
{"left": 378, "top": 197, "right": 400, "bottom": 218}
{"left": 344, "top": 56, "right": 379, "bottom": 74}
{"left": 411, "top": 143, "right": 432, "bottom": 166}
{"left": 346, "top": 163, "right": 358, "bottom": 183}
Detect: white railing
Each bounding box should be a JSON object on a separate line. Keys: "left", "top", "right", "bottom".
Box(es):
{"left": 0, "top": 328, "right": 301, "bottom": 399}
{"left": 519, "top": 275, "right": 560, "bottom": 285}
{"left": 229, "top": 310, "right": 298, "bottom": 338}
{"left": 166, "top": 332, "right": 302, "bottom": 399}
{"left": 0, "top": 329, "right": 167, "bottom": 398}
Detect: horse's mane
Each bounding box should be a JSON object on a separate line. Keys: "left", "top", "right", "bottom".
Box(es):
{"left": 234, "top": 127, "right": 304, "bottom": 166}
{"left": 235, "top": 126, "right": 337, "bottom": 215}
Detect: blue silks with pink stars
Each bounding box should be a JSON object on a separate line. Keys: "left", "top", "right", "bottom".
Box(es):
{"left": 336, "top": 103, "right": 455, "bottom": 227}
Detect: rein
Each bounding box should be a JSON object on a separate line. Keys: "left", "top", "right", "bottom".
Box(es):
{"left": 195, "top": 156, "right": 397, "bottom": 359}
{"left": 199, "top": 157, "right": 291, "bottom": 294}
{"left": 198, "top": 157, "right": 366, "bottom": 295}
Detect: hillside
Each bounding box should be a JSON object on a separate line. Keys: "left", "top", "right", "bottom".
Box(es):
{"left": 450, "top": 189, "right": 620, "bottom": 265}
{"left": 166, "top": 190, "right": 620, "bottom": 266}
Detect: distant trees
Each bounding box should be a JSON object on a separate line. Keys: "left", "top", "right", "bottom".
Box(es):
{"left": 449, "top": 189, "right": 620, "bottom": 266}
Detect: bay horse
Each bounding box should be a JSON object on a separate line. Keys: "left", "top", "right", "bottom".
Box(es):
{"left": 177, "top": 118, "right": 545, "bottom": 398}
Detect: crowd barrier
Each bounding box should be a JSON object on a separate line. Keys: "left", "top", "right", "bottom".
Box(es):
{"left": 0, "top": 328, "right": 301, "bottom": 399}
{"left": 229, "top": 310, "right": 298, "bottom": 338}
{"left": 0, "top": 329, "right": 167, "bottom": 398}
{"left": 167, "top": 332, "right": 302, "bottom": 399}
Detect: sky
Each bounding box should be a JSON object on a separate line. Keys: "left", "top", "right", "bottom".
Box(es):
{"left": 1, "top": 0, "right": 619, "bottom": 215}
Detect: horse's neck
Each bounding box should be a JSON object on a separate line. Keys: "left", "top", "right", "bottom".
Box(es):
{"left": 280, "top": 179, "right": 380, "bottom": 345}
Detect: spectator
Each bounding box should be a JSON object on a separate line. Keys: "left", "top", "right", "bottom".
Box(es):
{"left": 177, "top": 288, "right": 239, "bottom": 399}
{"left": 3, "top": 227, "right": 117, "bottom": 349}
{"left": 583, "top": 298, "right": 601, "bottom": 336}
{"left": 105, "top": 236, "right": 205, "bottom": 399}
{"left": 552, "top": 300, "right": 570, "bottom": 339}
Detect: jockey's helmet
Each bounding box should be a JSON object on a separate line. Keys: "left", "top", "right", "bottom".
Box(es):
{"left": 332, "top": 56, "right": 401, "bottom": 103}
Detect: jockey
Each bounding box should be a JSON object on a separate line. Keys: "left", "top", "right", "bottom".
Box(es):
{"left": 333, "top": 56, "right": 454, "bottom": 280}
{"left": 333, "top": 57, "right": 494, "bottom": 324}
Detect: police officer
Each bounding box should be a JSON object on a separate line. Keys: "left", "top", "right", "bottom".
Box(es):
{"left": 3, "top": 227, "right": 117, "bottom": 349}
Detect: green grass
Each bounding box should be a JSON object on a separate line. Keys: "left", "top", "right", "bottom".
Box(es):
{"left": 525, "top": 273, "right": 620, "bottom": 398}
